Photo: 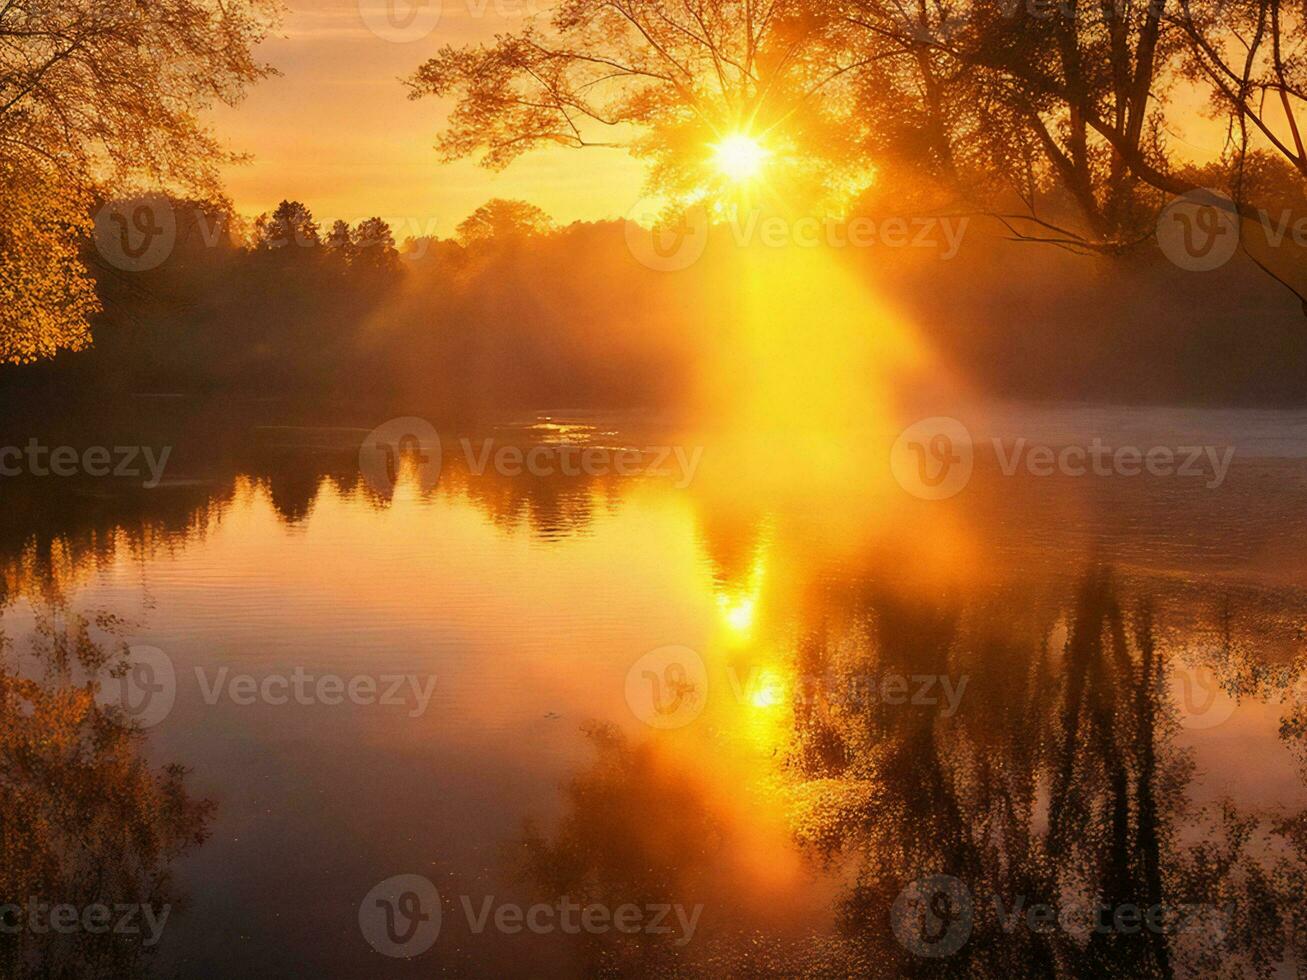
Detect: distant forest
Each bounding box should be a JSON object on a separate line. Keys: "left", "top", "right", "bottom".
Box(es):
{"left": 4, "top": 193, "right": 1306, "bottom": 415}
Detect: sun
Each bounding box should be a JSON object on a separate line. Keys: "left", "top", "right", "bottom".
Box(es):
{"left": 712, "top": 133, "right": 770, "bottom": 183}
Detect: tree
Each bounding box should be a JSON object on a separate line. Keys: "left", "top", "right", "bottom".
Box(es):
{"left": 834, "top": 0, "right": 1182, "bottom": 248}
{"left": 325, "top": 218, "right": 355, "bottom": 258}
{"left": 350, "top": 216, "right": 402, "bottom": 279}
{"left": 409, "top": 0, "right": 1307, "bottom": 296}
{"left": 252, "top": 200, "right": 322, "bottom": 251}
{"left": 0, "top": 0, "right": 278, "bottom": 363}
{"left": 0, "top": 611, "right": 213, "bottom": 976}
{"left": 408, "top": 7, "right": 871, "bottom": 212}
{"left": 454, "top": 198, "right": 556, "bottom": 245}
{"left": 1176, "top": 0, "right": 1307, "bottom": 181}
{"left": 408, "top": 0, "right": 1179, "bottom": 236}
{"left": 0, "top": 162, "right": 100, "bottom": 362}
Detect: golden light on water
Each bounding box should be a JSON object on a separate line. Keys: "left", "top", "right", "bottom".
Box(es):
{"left": 712, "top": 133, "right": 770, "bottom": 183}
{"left": 749, "top": 668, "right": 786, "bottom": 709}
{"left": 720, "top": 594, "right": 757, "bottom": 633}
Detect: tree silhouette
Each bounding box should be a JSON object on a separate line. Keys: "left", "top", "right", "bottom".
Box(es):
{"left": 252, "top": 201, "right": 322, "bottom": 252}
{"left": 0, "top": 0, "right": 277, "bottom": 362}
{"left": 512, "top": 565, "right": 1307, "bottom": 976}
{"left": 455, "top": 199, "right": 556, "bottom": 246}
{"left": 409, "top": 0, "right": 1307, "bottom": 297}
{"left": 349, "top": 217, "right": 401, "bottom": 281}
{"left": 325, "top": 219, "right": 356, "bottom": 264}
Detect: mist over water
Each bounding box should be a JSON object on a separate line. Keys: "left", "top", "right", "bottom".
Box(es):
{"left": 2, "top": 399, "right": 1304, "bottom": 977}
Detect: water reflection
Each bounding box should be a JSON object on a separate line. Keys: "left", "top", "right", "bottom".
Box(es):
{"left": 505, "top": 562, "right": 1307, "bottom": 975}
{"left": 0, "top": 407, "right": 1304, "bottom": 976}
{"left": 0, "top": 601, "right": 212, "bottom": 977}
{"left": 783, "top": 566, "right": 1305, "bottom": 976}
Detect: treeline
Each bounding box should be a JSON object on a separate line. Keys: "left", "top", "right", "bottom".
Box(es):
{"left": 70, "top": 198, "right": 405, "bottom": 396}
{"left": 0, "top": 195, "right": 706, "bottom": 416}
{"left": 4, "top": 194, "right": 1307, "bottom": 414}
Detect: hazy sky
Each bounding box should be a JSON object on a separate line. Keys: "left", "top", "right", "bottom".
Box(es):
{"left": 211, "top": 0, "right": 1235, "bottom": 238}
{"left": 211, "top": 0, "right": 647, "bottom": 235}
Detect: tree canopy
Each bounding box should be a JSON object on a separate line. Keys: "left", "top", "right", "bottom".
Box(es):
{"left": 409, "top": 0, "right": 1307, "bottom": 262}
{"left": 456, "top": 198, "right": 557, "bottom": 245}
{"left": 0, "top": 0, "right": 278, "bottom": 363}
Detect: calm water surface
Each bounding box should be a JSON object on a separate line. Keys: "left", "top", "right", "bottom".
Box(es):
{"left": 3, "top": 402, "right": 1306, "bottom": 977}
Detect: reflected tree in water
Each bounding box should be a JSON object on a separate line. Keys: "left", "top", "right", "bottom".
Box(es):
{"left": 514, "top": 721, "right": 726, "bottom": 975}
{"left": 516, "top": 565, "right": 1306, "bottom": 977}
{"left": 0, "top": 605, "right": 212, "bottom": 978}
{"left": 788, "top": 566, "right": 1306, "bottom": 978}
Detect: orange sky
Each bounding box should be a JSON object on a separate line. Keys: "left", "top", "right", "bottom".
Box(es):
{"left": 211, "top": 0, "right": 1238, "bottom": 238}
{"left": 211, "top": 0, "right": 647, "bottom": 235}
